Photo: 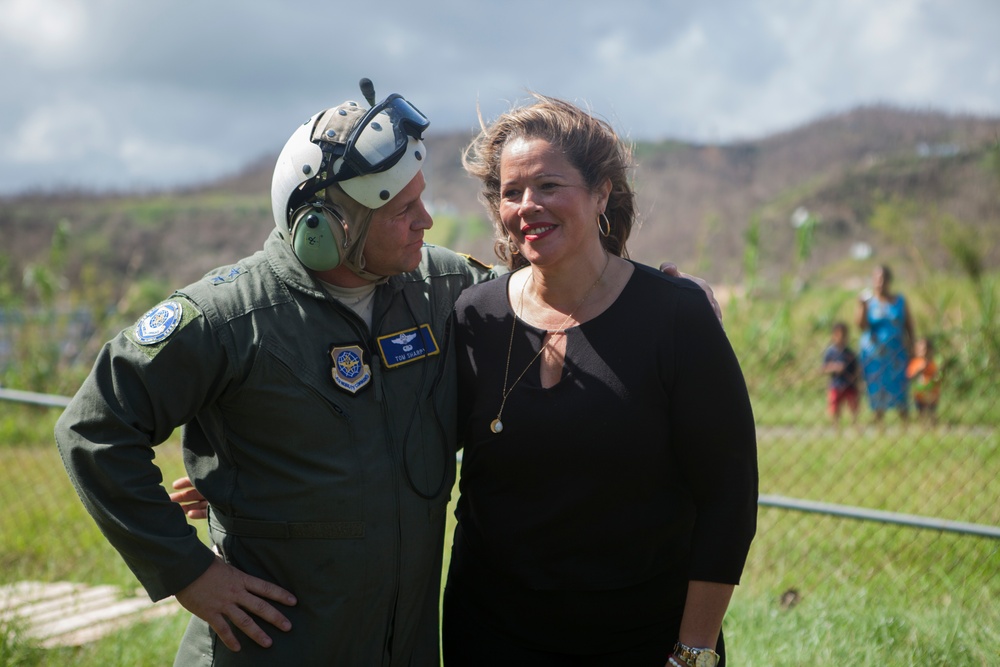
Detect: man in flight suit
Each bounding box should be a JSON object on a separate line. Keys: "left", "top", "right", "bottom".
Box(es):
{"left": 56, "top": 80, "right": 497, "bottom": 666}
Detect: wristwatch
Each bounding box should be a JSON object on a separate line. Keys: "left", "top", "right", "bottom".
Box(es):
{"left": 673, "top": 641, "right": 720, "bottom": 667}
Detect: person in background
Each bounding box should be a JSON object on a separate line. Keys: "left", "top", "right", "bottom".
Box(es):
{"left": 444, "top": 94, "right": 758, "bottom": 667}
{"left": 907, "top": 336, "right": 941, "bottom": 423}
{"left": 822, "top": 321, "right": 861, "bottom": 425}
{"left": 856, "top": 264, "right": 915, "bottom": 423}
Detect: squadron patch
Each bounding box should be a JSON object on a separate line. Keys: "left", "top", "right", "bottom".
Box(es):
{"left": 329, "top": 344, "right": 372, "bottom": 394}
{"left": 133, "top": 301, "right": 183, "bottom": 345}
{"left": 376, "top": 324, "right": 440, "bottom": 369}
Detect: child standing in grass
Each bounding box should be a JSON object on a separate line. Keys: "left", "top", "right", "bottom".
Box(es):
{"left": 907, "top": 336, "right": 941, "bottom": 423}
{"left": 822, "top": 321, "right": 861, "bottom": 425}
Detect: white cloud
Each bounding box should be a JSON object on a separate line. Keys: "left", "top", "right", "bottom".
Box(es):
{"left": 6, "top": 103, "right": 109, "bottom": 162}
{"left": 0, "top": 0, "right": 88, "bottom": 64}
{"left": 853, "top": 0, "right": 918, "bottom": 56}
{"left": 117, "top": 136, "right": 232, "bottom": 185}
{"left": 0, "top": 0, "right": 998, "bottom": 194}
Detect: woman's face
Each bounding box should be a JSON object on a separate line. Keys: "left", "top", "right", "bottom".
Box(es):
{"left": 873, "top": 267, "right": 890, "bottom": 293}
{"left": 498, "top": 136, "right": 610, "bottom": 269}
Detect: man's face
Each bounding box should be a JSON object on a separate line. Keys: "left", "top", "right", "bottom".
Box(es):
{"left": 361, "top": 171, "right": 433, "bottom": 276}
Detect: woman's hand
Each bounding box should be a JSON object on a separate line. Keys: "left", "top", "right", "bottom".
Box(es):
{"left": 170, "top": 476, "right": 209, "bottom": 520}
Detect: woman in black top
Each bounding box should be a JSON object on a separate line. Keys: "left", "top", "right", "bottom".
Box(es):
{"left": 445, "top": 95, "right": 758, "bottom": 667}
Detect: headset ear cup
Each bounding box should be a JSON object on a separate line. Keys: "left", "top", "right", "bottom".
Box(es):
{"left": 289, "top": 206, "right": 348, "bottom": 271}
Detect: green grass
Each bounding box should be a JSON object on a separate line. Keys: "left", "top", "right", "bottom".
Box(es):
{"left": 730, "top": 589, "right": 999, "bottom": 666}
{"left": 0, "top": 424, "right": 190, "bottom": 587}
{"left": 729, "top": 422, "right": 1000, "bottom": 665}
{"left": 1, "top": 412, "right": 996, "bottom": 665}
{"left": 1, "top": 612, "right": 192, "bottom": 667}
{"left": 0, "top": 416, "right": 199, "bottom": 666}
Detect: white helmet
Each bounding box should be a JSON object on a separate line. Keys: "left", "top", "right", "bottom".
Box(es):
{"left": 270, "top": 79, "right": 429, "bottom": 272}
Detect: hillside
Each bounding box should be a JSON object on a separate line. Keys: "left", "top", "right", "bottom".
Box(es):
{"left": 3, "top": 105, "right": 999, "bottom": 298}
{"left": 629, "top": 106, "right": 1000, "bottom": 283}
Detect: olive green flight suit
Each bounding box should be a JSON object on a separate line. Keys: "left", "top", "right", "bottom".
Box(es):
{"left": 55, "top": 231, "right": 495, "bottom": 666}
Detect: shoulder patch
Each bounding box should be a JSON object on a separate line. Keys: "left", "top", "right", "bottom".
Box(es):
{"left": 125, "top": 299, "right": 200, "bottom": 351}
{"left": 133, "top": 301, "right": 183, "bottom": 345}
{"left": 457, "top": 252, "right": 494, "bottom": 271}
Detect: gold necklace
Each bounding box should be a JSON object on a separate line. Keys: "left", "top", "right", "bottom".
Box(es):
{"left": 490, "top": 254, "right": 610, "bottom": 434}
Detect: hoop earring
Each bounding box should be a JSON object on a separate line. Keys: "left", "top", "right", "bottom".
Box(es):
{"left": 598, "top": 212, "right": 611, "bottom": 238}
{"left": 507, "top": 238, "right": 520, "bottom": 255}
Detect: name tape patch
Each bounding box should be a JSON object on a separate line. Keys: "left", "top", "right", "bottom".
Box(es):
{"left": 376, "top": 324, "right": 440, "bottom": 369}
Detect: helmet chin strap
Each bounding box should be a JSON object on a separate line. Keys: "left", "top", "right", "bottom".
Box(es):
{"left": 345, "top": 258, "right": 389, "bottom": 284}
{"left": 340, "top": 209, "right": 390, "bottom": 284}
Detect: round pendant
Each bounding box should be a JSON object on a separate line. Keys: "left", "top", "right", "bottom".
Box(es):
{"left": 490, "top": 418, "right": 503, "bottom": 434}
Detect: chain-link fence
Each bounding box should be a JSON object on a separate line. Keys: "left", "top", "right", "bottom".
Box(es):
{"left": 726, "top": 271, "right": 999, "bottom": 663}
{"left": 1, "top": 268, "right": 998, "bottom": 663}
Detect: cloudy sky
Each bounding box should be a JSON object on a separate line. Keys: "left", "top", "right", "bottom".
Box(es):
{"left": 1, "top": 0, "right": 998, "bottom": 195}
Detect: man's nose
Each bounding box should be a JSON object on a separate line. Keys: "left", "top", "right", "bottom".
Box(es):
{"left": 413, "top": 201, "right": 433, "bottom": 230}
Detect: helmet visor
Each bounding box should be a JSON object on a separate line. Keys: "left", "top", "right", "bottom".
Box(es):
{"left": 340, "top": 94, "right": 429, "bottom": 177}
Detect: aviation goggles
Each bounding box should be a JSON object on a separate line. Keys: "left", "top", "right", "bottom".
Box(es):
{"left": 336, "top": 93, "right": 429, "bottom": 179}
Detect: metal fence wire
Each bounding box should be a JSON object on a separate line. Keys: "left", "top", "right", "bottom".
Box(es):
{"left": 1, "top": 276, "right": 998, "bottom": 657}
{"left": 732, "top": 275, "right": 998, "bottom": 598}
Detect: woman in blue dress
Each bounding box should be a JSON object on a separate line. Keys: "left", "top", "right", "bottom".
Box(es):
{"left": 855, "top": 265, "right": 915, "bottom": 422}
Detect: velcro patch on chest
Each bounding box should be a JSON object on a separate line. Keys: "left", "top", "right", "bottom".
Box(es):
{"left": 329, "top": 344, "right": 372, "bottom": 394}
{"left": 376, "top": 324, "right": 440, "bottom": 369}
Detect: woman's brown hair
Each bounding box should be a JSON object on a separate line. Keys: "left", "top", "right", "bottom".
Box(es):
{"left": 462, "top": 93, "right": 636, "bottom": 269}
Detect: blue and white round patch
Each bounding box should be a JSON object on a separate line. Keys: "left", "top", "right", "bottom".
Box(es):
{"left": 134, "top": 301, "right": 183, "bottom": 345}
